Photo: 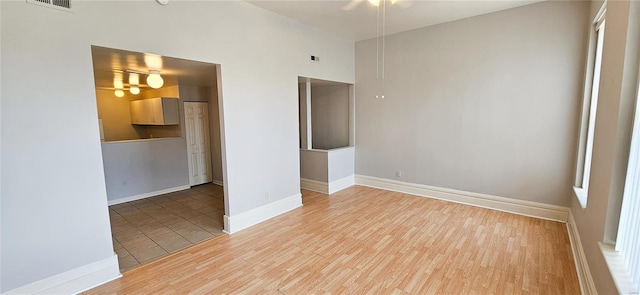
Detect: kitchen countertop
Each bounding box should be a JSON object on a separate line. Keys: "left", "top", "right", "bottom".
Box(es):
{"left": 101, "top": 137, "right": 183, "bottom": 144}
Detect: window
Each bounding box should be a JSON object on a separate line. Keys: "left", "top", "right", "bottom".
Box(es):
{"left": 601, "top": 76, "right": 640, "bottom": 295}
{"left": 574, "top": 8, "right": 606, "bottom": 208}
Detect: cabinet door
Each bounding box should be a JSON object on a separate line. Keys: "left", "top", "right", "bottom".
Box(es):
{"left": 143, "top": 100, "right": 155, "bottom": 124}
{"left": 150, "top": 98, "right": 164, "bottom": 125}
{"left": 161, "top": 98, "right": 180, "bottom": 125}
{"left": 130, "top": 98, "right": 179, "bottom": 125}
{"left": 130, "top": 99, "right": 154, "bottom": 125}
{"left": 129, "top": 100, "right": 143, "bottom": 124}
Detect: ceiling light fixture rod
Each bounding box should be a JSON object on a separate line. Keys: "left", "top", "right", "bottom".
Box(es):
{"left": 382, "top": 0, "right": 386, "bottom": 80}
{"left": 113, "top": 69, "right": 146, "bottom": 75}
{"left": 376, "top": 2, "right": 380, "bottom": 80}
{"left": 375, "top": 0, "right": 389, "bottom": 81}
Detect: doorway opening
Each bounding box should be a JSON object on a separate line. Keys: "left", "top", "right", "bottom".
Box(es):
{"left": 91, "top": 45, "right": 226, "bottom": 271}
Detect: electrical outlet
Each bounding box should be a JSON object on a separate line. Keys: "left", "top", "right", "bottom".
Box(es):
{"left": 121, "top": 180, "right": 128, "bottom": 186}
{"left": 264, "top": 192, "right": 271, "bottom": 200}
{"left": 395, "top": 170, "right": 402, "bottom": 177}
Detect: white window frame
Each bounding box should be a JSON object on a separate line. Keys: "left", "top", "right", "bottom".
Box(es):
{"left": 600, "top": 67, "right": 640, "bottom": 295}
{"left": 574, "top": 6, "right": 606, "bottom": 208}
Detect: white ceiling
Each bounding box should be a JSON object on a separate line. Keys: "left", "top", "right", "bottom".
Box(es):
{"left": 91, "top": 46, "right": 217, "bottom": 91}
{"left": 247, "top": 0, "right": 543, "bottom": 41}
{"left": 91, "top": 1, "right": 543, "bottom": 90}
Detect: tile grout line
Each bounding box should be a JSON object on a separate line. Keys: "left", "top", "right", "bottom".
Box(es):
{"left": 108, "top": 184, "right": 225, "bottom": 271}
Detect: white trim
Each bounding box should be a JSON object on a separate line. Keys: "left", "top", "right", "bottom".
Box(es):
{"left": 573, "top": 186, "right": 588, "bottom": 209}
{"left": 301, "top": 176, "right": 355, "bottom": 195}
{"left": 328, "top": 175, "right": 355, "bottom": 194}
{"left": 107, "top": 185, "right": 190, "bottom": 206}
{"left": 223, "top": 193, "right": 302, "bottom": 234}
{"left": 301, "top": 178, "right": 328, "bottom": 194}
{"left": 573, "top": 2, "right": 607, "bottom": 206}
{"left": 600, "top": 243, "right": 636, "bottom": 295}
{"left": 3, "top": 254, "right": 120, "bottom": 295}
{"left": 567, "top": 211, "right": 598, "bottom": 295}
{"left": 211, "top": 180, "right": 224, "bottom": 187}
{"left": 355, "top": 175, "right": 569, "bottom": 222}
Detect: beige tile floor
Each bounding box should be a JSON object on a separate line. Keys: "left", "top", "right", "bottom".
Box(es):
{"left": 109, "top": 183, "right": 225, "bottom": 271}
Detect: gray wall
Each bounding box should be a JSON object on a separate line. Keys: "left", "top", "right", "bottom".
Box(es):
{"left": 209, "top": 82, "right": 224, "bottom": 184}
{"left": 571, "top": 1, "right": 640, "bottom": 294}
{"left": 300, "top": 150, "right": 329, "bottom": 182}
{"left": 311, "top": 85, "right": 350, "bottom": 149}
{"left": 0, "top": 0, "right": 353, "bottom": 291}
{"left": 179, "top": 84, "right": 224, "bottom": 184}
{"left": 328, "top": 147, "right": 355, "bottom": 182}
{"left": 102, "top": 138, "right": 189, "bottom": 201}
{"left": 355, "top": 1, "right": 589, "bottom": 206}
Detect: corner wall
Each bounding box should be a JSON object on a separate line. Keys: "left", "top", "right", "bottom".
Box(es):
{"left": 95, "top": 89, "right": 146, "bottom": 141}
{"left": 0, "top": 1, "right": 354, "bottom": 292}
{"left": 355, "top": 1, "right": 590, "bottom": 206}
{"left": 311, "top": 85, "right": 350, "bottom": 149}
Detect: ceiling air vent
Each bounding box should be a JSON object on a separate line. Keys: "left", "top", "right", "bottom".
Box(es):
{"left": 27, "top": 0, "right": 72, "bottom": 12}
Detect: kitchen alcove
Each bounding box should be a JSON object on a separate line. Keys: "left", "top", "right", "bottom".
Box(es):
{"left": 298, "top": 77, "right": 355, "bottom": 194}
{"left": 91, "top": 45, "right": 227, "bottom": 271}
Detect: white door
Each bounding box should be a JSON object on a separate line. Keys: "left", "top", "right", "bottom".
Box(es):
{"left": 184, "top": 102, "right": 212, "bottom": 186}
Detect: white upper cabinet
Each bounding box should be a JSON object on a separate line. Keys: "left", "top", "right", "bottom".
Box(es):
{"left": 130, "top": 97, "right": 179, "bottom": 125}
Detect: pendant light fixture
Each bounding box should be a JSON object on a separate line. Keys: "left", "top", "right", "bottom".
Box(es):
{"left": 374, "top": 0, "right": 396, "bottom": 99}
{"left": 111, "top": 68, "right": 164, "bottom": 94}
{"left": 129, "top": 86, "right": 140, "bottom": 95}
{"left": 114, "top": 89, "right": 125, "bottom": 98}
{"left": 147, "top": 70, "right": 164, "bottom": 89}
{"left": 113, "top": 78, "right": 124, "bottom": 98}
{"left": 129, "top": 73, "right": 140, "bottom": 95}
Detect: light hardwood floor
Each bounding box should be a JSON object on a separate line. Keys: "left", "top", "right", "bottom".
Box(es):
{"left": 86, "top": 186, "right": 580, "bottom": 294}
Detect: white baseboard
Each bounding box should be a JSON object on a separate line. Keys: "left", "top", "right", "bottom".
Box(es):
{"left": 212, "top": 180, "right": 224, "bottom": 187}
{"left": 567, "top": 211, "right": 597, "bottom": 295}
{"left": 107, "top": 185, "right": 190, "bottom": 206}
{"left": 355, "top": 175, "right": 569, "bottom": 222}
{"left": 301, "top": 178, "right": 328, "bottom": 194}
{"left": 328, "top": 175, "right": 355, "bottom": 194}
{"left": 223, "top": 193, "right": 302, "bottom": 234}
{"left": 301, "top": 176, "right": 355, "bottom": 195}
{"left": 4, "top": 254, "right": 121, "bottom": 295}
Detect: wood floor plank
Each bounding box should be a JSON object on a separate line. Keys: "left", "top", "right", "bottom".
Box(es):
{"left": 85, "top": 186, "right": 580, "bottom": 294}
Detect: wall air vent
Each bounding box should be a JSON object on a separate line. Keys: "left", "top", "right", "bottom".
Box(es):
{"left": 26, "top": 0, "right": 72, "bottom": 12}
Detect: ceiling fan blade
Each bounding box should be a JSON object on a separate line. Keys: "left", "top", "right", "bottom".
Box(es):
{"left": 342, "top": 0, "right": 364, "bottom": 11}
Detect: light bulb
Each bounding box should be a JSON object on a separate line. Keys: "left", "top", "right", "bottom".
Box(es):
{"left": 115, "top": 89, "right": 125, "bottom": 97}
{"left": 368, "top": 0, "right": 379, "bottom": 6}
{"left": 114, "top": 79, "right": 124, "bottom": 89}
{"left": 129, "top": 73, "right": 139, "bottom": 85}
{"left": 147, "top": 71, "right": 164, "bottom": 89}
{"left": 130, "top": 86, "right": 140, "bottom": 95}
